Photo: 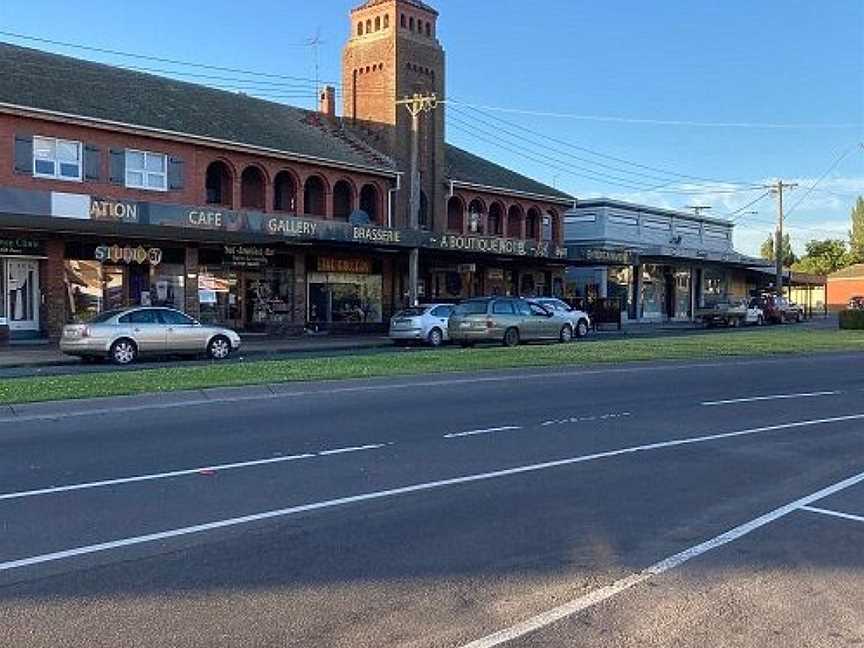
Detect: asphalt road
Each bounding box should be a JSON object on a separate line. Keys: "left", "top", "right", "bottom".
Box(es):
{"left": 1, "top": 351, "right": 863, "bottom": 647}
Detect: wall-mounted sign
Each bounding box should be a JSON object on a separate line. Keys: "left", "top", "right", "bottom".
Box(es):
{"left": 317, "top": 257, "right": 372, "bottom": 274}
{"left": 95, "top": 244, "right": 162, "bottom": 266}
{"left": 223, "top": 245, "right": 275, "bottom": 269}
{"left": 0, "top": 238, "right": 45, "bottom": 257}
{"left": 90, "top": 198, "right": 140, "bottom": 223}
{"left": 569, "top": 247, "right": 637, "bottom": 266}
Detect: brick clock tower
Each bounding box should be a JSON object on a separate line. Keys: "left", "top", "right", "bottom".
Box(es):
{"left": 342, "top": 0, "right": 446, "bottom": 231}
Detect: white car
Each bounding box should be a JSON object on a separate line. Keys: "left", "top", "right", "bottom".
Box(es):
{"left": 532, "top": 298, "right": 591, "bottom": 338}
{"left": 389, "top": 303, "right": 454, "bottom": 347}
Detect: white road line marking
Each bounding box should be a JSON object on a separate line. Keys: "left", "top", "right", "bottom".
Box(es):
{"left": 800, "top": 505, "right": 864, "bottom": 525}
{"left": 701, "top": 391, "right": 840, "bottom": 406}
{"left": 2, "top": 413, "right": 863, "bottom": 573}
{"left": 0, "top": 454, "right": 316, "bottom": 502}
{"left": 540, "top": 412, "right": 631, "bottom": 427}
{"left": 459, "top": 469, "right": 864, "bottom": 648}
{"left": 317, "top": 444, "right": 386, "bottom": 456}
{"left": 444, "top": 426, "right": 522, "bottom": 439}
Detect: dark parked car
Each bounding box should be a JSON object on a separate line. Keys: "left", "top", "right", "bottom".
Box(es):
{"left": 849, "top": 296, "right": 864, "bottom": 310}
{"left": 758, "top": 294, "right": 803, "bottom": 325}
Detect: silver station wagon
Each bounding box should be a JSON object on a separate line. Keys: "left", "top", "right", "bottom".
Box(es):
{"left": 448, "top": 297, "right": 575, "bottom": 347}
{"left": 60, "top": 307, "right": 242, "bottom": 365}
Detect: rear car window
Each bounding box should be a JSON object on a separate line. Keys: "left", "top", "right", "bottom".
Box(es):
{"left": 492, "top": 300, "right": 515, "bottom": 315}
{"left": 119, "top": 310, "right": 159, "bottom": 324}
{"left": 431, "top": 306, "right": 453, "bottom": 317}
{"left": 396, "top": 307, "right": 427, "bottom": 318}
{"left": 454, "top": 301, "right": 489, "bottom": 316}
{"left": 515, "top": 301, "right": 532, "bottom": 316}
{"left": 88, "top": 309, "right": 124, "bottom": 324}
{"left": 158, "top": 310, "right": 194, "bottom": 325}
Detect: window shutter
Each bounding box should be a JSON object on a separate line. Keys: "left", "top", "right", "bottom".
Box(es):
{"left": 84, "top": 144, "right": 101, "bottom": 181}
{"left": 109, "top": 149, "right": 126, "bottom": 184}
{"left": 13, "top": 134, "right": 33, "bottom": 174}
{"left": 167, "top": 156, "right": 185, "bottom": 190}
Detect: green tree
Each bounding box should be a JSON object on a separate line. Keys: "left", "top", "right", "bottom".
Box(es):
{"left": 792, "top": 239, "right": 849, "bottom": 276}
{"left": 760, "top": 232, "right": 797, "bottom": 267}
{"left": 849, "top": 196, "right": 864, "bottom": 263}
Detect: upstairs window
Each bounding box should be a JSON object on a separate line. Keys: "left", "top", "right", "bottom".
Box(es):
{"left": 33, "top": 136, "right": 82, "bottom": 181}
{"left": 125, "top": 150, "right": 167, "bottom": 191}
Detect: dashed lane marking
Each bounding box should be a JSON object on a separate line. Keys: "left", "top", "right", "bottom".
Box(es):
{"left": 540, "top": 412, "right": 631, "bottom": 427}
{"left": 701, "top": 391, "right": 841, "bottom": 406}
{"left": 2, "top": 413, "right": 863, "bottom": 573}
{"left": 444, "top": 427, "right": 522, "bottom": 439}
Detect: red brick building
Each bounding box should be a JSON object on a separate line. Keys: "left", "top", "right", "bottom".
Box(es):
{"left": 827, "top": 264, "right": 864, "bottom": 310}
{"left": 0, "top": 0, "right": 573, "bottom": 340}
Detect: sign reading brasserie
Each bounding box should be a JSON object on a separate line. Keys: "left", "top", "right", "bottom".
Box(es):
{"left": 317, "top": 257, "right": 373, "bottom": 274}
{"left": 223, "top": 245, "right": 275, "bottom": 269}
{"left": 95, "top": 244, "right": 163, "bottom": 266}
{"left": 0, "top": 238, "right": 45, "bottom": 257}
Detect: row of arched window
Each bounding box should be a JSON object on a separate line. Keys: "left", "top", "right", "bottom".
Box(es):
{"left": 406, "top": 62, "right": 435, "bottom": 77}
{"left": 356, "top": 13, "right": 434, "bottom": 38}
{"left": 356, "top": 63, "right": 385, "bottom": 76}
{"left": 446, "top": 196, "right": 561, "bottom": 241}
{"left": 205, "top": 160, "right": 381, "bottom": 223}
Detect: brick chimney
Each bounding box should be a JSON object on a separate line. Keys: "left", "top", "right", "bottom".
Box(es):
{"left": 319, "top": 85, "right": 336, "bottom": 118}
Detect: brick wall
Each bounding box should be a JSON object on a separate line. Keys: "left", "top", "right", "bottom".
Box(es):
{"left": 41, "top": 238, "right": 66, "bottom": 338}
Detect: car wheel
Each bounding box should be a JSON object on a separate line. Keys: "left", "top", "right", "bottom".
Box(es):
{"left": 575, "top": 319, "right": 589, "bottom": 338}
{"left": 110, "top": 339, "right": 138, "bottom": 365}
{"left": 503, "top": 327, "right": 520, "bottom": 347}
{"left": 207, "top": 336, "right": 232, "bottom": 361}
{"left": 559, "top": 324, "right": 573, "bottom": 343}
{"left": 428, "top": 328, "right": 444, "bottom": 348}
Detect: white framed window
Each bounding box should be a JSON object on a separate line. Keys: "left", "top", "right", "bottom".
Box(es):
{"left": 33, "top": 136, "right": 82, "bottom": 181}
{"left": 125, "top": 149, "right": 167, "bottom": 191}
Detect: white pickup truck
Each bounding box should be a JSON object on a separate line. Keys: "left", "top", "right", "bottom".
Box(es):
{"left": 695, "top": 299, "right": 765, "bottom": 328}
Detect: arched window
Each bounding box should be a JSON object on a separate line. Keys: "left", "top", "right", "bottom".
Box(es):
{"left": 447, "top": 196, "right": 464, "bottom": 232}
{"left": 357, "top": 22, "right": 364, "bottom": 36}
{"left": 383, "top": 14, "right": 389, "bottom": 28}
{"left": 409, "top": 16, "right": 415, "bottom": 31}
{"left": 359, "top": 184, "right": 380, "bottom": 223}
{"left": 304, "top": 175, "right": 327, "bottom": 217}
{"left": 240, "top": 166, "right": 265, "bottom": 210}
{"left": 488, "top": 202, "right": 504, "bottom": 236}
{"left": 400, "top": 14, "right": 406, "bottom": 28}
{"left": 374, "top": 16, "right": 381, "bottom": 31}
{"left": 366, "top": 19, "right": 372, "bottom": 33}
{"left": 467, "top": 199, "right": 486, "bottom": 234}
{"left": 205, "top": 160, "right": 233, "bottom": 207}
{"left": 273, "top": 170, "right": 296, "bottom": 212}
{"left": 507, "top": 205, "right": 523, "bottom": 238}
{"left": 546, "top": 209, "right": 560, "bottom": 242}
{"left": 333, "top": 180, "right": 353, "bottom": 221}
{"left": 425, "top": 22, "right": 431, "bottom": 37}
{"left": 526, "top": 207, "right": 541, "bottom": 240}
{"left": 419, "top": 191, "right": 429, "bottom": 229}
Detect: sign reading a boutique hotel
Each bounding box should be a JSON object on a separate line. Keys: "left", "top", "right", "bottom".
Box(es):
{"left": 432, "top": 233, "right": 567, "bottom": 259}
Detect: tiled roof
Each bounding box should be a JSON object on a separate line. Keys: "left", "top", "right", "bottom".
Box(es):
{"left": 829, "top": 263, "right": 864, "bottom": 279}
{"left": 0, "top": 42, "right": 395, "bottom": 173}
{"left": 445, "top": 144, "right": 574, "bottom": 203}
{"left": 356, "top": 0, "right": 438, "bottom": 14}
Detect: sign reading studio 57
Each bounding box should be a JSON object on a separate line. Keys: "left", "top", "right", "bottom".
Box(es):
{"left": 95, "top": 245, "right": 163, "bottom": 266}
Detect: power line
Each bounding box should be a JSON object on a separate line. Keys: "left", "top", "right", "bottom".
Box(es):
{"left": 784, "top": 143, "right": 863, "bottom": 221}
{"left": 447, "top": 99, "right": 862, "bottom": 130}
{"left": 449, "top": 100, "right": 762, "bottom": 188}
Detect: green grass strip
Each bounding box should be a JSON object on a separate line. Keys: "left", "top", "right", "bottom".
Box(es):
{"left": 2, "top": 328, "right": 862, "bottom": 405}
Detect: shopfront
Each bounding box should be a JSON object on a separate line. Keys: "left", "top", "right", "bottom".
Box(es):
{"left": 1, "top": 237, "right": 46, "bottom": 338}
{"left": 197, "top": 245, "right": 295, "bottom": 333}
{"left": 307, "top": 255, "right": 383, "bottom": 327}
{"left": 63, "top": 241, "right": 185, "bottom": 323}
{"left": 420, "top": 257, "right": 564, "bottom": 303}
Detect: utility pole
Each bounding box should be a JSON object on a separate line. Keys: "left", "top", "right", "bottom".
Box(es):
{"left": 763, "top": 180, "right": 798, "bottom": 295}
{"left": 395, "top": 93, "right": 439, "bottom": 306}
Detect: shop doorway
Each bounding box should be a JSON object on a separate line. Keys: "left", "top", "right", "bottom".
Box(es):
{"left": 5, "top": 259, "right": 40, "bottom": 332}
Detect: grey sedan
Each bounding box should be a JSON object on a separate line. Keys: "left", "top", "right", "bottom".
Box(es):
{"left": 60, "top": 307, "right": 242, "bottom": 365}
{"left": 448, "top": 297, "right": 574, "bottom": 347}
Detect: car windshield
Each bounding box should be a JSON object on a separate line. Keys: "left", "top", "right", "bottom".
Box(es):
{"left": 395, "top": 307, "right": 427, "bottom": 318}
{"left": 453, "top": 301, "right": 489, "bottom": 315}
{"left": 86, "top": 309, "right": 125, "bottom": 324}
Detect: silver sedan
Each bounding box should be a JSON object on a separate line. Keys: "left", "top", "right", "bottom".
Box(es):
{"left": 60, "top": 307, "right": 242, "bottom": 365}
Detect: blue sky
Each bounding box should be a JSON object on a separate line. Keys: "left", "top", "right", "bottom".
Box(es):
{"left": 2, "top": 0, "right": 862, "bottom": 254}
